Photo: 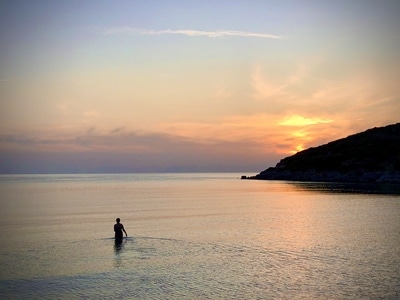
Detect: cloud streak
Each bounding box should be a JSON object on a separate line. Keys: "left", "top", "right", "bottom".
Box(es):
{"left": 0, "top": 128, "right": 275, "bottom": 173}
{"left": 105, "top": 27, "right": 283, "bottom": 39}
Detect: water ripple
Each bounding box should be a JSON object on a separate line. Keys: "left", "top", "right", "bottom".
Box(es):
{"left": 2, "top": 236, "right": 398, "bottom": 299}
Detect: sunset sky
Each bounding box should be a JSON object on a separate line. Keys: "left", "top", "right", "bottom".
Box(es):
{"left": 1, "top": 0, "right": 399, "bottom": 173}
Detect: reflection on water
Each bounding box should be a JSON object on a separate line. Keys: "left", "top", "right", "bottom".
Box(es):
{"left": 0, "top": 173, "right": 399, "bottom": 299}
{"left": 290, "top": 181, "right": 400, "bottom": 194}
{"left": 1, "top": 235, "right": 399, "bottom": 299}
{"left": 114, "top": 241, "right": 123, "bottom": 268}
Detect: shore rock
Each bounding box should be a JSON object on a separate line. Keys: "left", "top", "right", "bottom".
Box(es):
{"left": 246, "top": 123, "right": 400, "bottom": 183}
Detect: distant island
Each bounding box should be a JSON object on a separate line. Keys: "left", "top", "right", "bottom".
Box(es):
{"left": 244, "top": 123, "right": 400, "bottom": 183}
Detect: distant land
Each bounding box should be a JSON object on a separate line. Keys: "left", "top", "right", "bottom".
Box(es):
{"left": 244, "top": 123, "right": 400, "bottom": 183}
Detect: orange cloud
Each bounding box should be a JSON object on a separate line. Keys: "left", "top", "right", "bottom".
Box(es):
{"left": 278, "top": 115, "right": 332, "bottom": 126}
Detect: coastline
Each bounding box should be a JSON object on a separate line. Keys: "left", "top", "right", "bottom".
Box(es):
{"left": 242, "top": 170, "right": 400, "bottom": 184}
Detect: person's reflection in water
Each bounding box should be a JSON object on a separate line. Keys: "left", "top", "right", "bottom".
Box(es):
{"left": 114, "top": 218, "right": 127, "bottom": 250}
{"left": 114, "top": 239, "right": 124, "bottom": 253}
{"left": 114, "top": 245, "right": 123, "bottom": 267}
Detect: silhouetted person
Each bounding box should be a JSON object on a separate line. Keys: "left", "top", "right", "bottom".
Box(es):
{"left": 114, "top": 218, "right": 127, "bottom": 245}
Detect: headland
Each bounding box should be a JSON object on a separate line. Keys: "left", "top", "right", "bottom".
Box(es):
{"left": 244, "top": 123, "right": 400, "bottom": 183}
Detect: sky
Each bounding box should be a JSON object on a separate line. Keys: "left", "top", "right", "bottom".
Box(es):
{"left": 1, "top": 0, "right": 399, "bottom": 173}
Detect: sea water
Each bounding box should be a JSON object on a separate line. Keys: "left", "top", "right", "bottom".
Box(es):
{"left": 0, "top": 173, "right": 399, "bottom": 299}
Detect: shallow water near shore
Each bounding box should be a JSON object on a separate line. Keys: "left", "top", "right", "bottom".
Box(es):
{"left": 0, "top": 173, "right": 399, "bottom": 299}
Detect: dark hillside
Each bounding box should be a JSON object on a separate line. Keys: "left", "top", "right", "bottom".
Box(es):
{"left": 248, "top": 123, "right": 400, "bottom": 183}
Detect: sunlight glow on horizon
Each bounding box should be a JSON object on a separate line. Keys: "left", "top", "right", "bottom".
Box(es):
{"left": 1, "top": 0, "right": 399, "bottom": 173}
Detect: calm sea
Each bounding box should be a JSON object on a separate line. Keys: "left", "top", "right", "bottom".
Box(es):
{"left": 0, "top": 173, "right": 399, "bottom": 299}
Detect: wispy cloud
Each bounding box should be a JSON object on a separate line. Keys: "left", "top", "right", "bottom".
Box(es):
{"left": 105, "top": 27, "right": 283, "bottom": 39}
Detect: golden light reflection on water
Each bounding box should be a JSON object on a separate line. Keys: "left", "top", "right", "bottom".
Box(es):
{"left": 249, "top": 184, "right": 320, "bottom": 251}
{"left": 1, "top": 175, "right": 399, "bottom": 299}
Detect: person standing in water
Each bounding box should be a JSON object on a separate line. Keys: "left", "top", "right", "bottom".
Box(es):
{"left": 114, "top": 218, "right": 127, "bottom": 244}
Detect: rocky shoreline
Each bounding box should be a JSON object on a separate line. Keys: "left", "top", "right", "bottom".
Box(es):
{"left": 243, "top": 169, "right": 400, "bottom": 183}
{"left": 243, "top": 123, "right": 400, "bottom": 183}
